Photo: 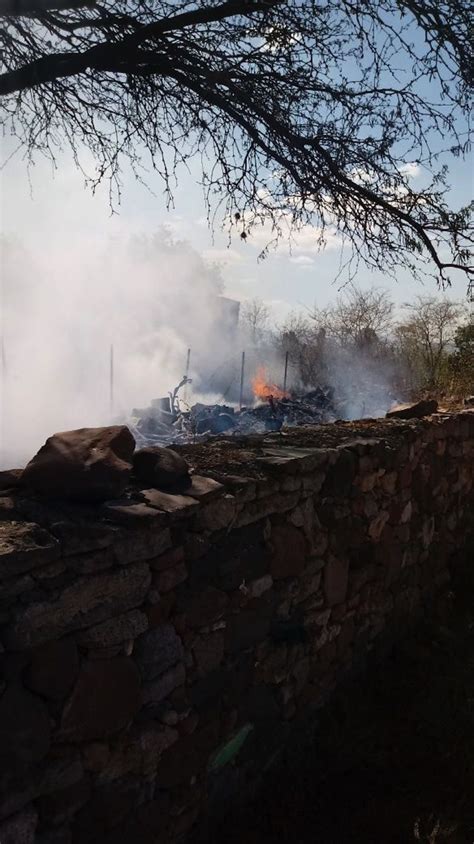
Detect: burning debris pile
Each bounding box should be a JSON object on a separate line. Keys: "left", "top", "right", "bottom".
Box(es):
{"left": 129, "top": 368, "right": 338, "bottom": 448}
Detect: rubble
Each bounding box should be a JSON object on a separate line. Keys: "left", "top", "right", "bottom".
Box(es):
{"left": 129, "top": 382, "right": 338, "bottom": 449}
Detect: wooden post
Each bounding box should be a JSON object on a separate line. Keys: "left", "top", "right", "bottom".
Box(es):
{"left": 184, "top": 347, "right": 191, "bottom": 403}
{"left": 283, "top": 350, "right": 289, "bottom": 393}
{"left": 239, "top": 351, "right": 246, "bottom": 410}
{"left": 109, "top": 344, "right": 114, "bottom": 415}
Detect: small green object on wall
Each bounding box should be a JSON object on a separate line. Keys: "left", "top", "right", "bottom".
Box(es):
{"left": 208, "top": 723, "right": 254, "bottom": 772}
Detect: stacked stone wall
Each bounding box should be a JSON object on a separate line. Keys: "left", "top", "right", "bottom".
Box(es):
{"left": 1, "top": 412, "right": 473, "bottom": 844}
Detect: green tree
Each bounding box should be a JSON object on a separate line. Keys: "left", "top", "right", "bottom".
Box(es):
{"left": 449, "top": 323, "right": 474, "bottom": 394}
{"left": 395, "top": 296, "right": 465, "bottom": 392}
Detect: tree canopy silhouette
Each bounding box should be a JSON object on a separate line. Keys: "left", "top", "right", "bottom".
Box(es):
{"left": 1, "top": 0, "right": 472, "bottom": 282}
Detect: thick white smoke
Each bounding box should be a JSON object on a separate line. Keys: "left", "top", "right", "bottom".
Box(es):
{"left": 325, "top": 346, "right": 400, "bottom": 419}
{"left": 0, "top": 229, "right": 229, "bottom": 468}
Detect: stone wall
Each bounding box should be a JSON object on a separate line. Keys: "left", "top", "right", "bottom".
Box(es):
{"left": 1, "top": 412, "right": 473, "bottom": 844}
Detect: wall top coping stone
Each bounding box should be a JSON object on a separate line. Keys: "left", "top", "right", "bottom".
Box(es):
{"left": 0, "top": 411, "right": 472, "bottom": 581}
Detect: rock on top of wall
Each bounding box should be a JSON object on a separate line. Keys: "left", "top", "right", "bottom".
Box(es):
{"left": 133, "top": 446, "right": 191, "bottom": 490}
{"left": 20, "top": 426, "right": 135, "bottom": 503}
{"left": 386, "top": 399, "right": 438, "bottom": 419}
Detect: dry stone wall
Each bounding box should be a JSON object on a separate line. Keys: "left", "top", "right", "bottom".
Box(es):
{"left": 1, "top": 412, "right": 473, "bottom": 844}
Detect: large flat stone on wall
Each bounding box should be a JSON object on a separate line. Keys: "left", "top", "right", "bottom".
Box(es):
{"left": 76, "top": 610, "right": 148, "bottom": 648}
{"left": 113, "top": 526, "right": 172, "bottom": 565}
{"left": 0, "top": 521, "right": 59, "bottom": 580}
{"left": 5, "top": 563, "right": 151, "bottom": 649}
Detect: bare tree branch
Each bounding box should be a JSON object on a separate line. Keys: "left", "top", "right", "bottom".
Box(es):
{"left": 1, "top": 0, "right": 472, "bottom": 284}
{"left": 0, "top": 0, "right": 95, "bottom": 15}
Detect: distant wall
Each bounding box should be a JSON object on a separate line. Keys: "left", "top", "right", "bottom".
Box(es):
{"left": 1, "top": 412, "right": 473, "bottom": 844}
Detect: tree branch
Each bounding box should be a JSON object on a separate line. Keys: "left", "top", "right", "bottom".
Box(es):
{"left": 0, "top": 0, "right": 95, "bottom": 16}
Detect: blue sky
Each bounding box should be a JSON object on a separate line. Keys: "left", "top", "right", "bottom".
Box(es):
{"left": 2, "top": 132, "right": 473, "bottom": 323}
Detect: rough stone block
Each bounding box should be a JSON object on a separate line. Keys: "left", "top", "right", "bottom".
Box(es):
{"left": 134, "top": 625, "right": 184, "bottom": 681}
{"left": 21, "top": 426, "right": 135, "bottom": 502}
{"left": 5, "top": 563, "right": 151, "bottom": 649}
{"left": 65, "top": 547, "right": 114, "bottom": 574}
{"left": 0, "top": 751, "right": 83, "bottom": 822}
{"left": 149, "top": 545, "right": 184, "bottom": 572}
{"left": 50, "top": 520, "right": 116, "bottom": 557}
{"left": 302, "top": 472, "right": 326, "bottom": 492}
{"left": 133, "top": 446, "right": 190, "bottom": 489}
{"left": 0, "top": 496, "right": 21, "bottom": 521}
{"left": 0, "top": 574, "right": 36, "bottom": 608}
{"left": 37, "top": 777, "right": 91, "bottom": 827}
{"left": 192, "top": 632, "right": 225, "bottom": 675}
{"left": 368, "top": 510, "right": 389, "bottom": 541}
{"left": 386, "top": 399, "right": 438, "bottom": 419}
{"left": 101, "top": 501, "right": 167, "bottom": 527}
{"left": 0, "top": 521, "right": 59, "bottom": 581}
{"left": 60, "top": 657, "right": 142, "bottom": 742}
{"left": 156, "top": 721, "right": 219, "bottom": 788}
{"left": 180, "top": 586, "right": 229, "bottom": 629}
{"left": 0, "top": 683, "right": 51, "bottom": 774}
{"left": 140, "top": 489, "right": 199, "bottom": 519}
{"left": 294, "top": 570, "right": 322, "bottom": 603}
{"left": 143, "top": 662, "right": 186, "bottom": 706}
{"left": 323, "top": 556, "right": 349, "bottom": 607}
{"left": 182, "top": 475, "right": 224, "bottom": 501}
{"left": 153, "top": 562, "right": 188, "bottom": 593}
{"left": 235, "top": 492, "right": 300, "bottom": 528}
{"left": 0, "top": 806, "right": 37, "bottom": 844}
{"left": 24, "top": 637, "right": 79, "bottom": 700}
{"left": 35, "top": 826, "right": 72, "bottom": 844}
{"left": 247, "top": 574, "right": 273, "bottom": 598}
{"left": 210, "top": 474, "right": 257, "bottom": 502}
{"left": 225, "top": 605, "right": 272, "bottom": 653}
{"left": 0, "top": 468, "right": 22, "bottom": 490}
{"left": 322, "top": 450, "right": 357, "bottom": 496}
{"left": 76, "top": 610, "right": 148, "bottom": 648}
{"left": 145, "top": 593, "right": 176, "bottom": 629}
{"left": 113, "top": 526, "right": 171, "bottom": 565}
{"left": 196, "top": 495, "right": 237, "bottom": 531}
{"left": 269, "top": 523, "right": 307, "bottom": 579}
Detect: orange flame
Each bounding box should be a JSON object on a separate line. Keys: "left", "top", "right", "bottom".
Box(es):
{"left": 251, "top": 366, "right": 289, "bottom": 401}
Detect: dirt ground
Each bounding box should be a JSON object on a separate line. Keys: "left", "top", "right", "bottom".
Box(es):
{"left": 208, "top": 568, "right": 474, "bottom": 844}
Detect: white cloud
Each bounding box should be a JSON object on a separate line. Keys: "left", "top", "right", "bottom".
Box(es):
{"left": 241, "top": 216, "right": 341, "bottom": 256}
{"left": 399, "top": 162, "right": 421, "bottom": 180}
{"left": 201, "top": 247, "right": 243, "bottom": 265}
{"left": 290, "top": 255, "right": 315, "bottom": 266}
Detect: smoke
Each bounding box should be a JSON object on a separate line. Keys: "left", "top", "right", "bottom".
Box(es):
{"left": 0, "top": 230, "right": 405, "bottom": 470}
{"left": 324, "top": 345, "right": 400, "bottom": 419}
{"left": 0, "top": 229, "right": 229, "bottom": 468}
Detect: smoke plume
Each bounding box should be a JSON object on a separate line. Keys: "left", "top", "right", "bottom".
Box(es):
{"left": 0, "top": 229, "right": 228, "bottom": 468}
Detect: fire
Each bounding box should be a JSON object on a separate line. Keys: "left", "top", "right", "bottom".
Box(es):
{"left": 251, "top": 366, "right": 289, "bottom": 401}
